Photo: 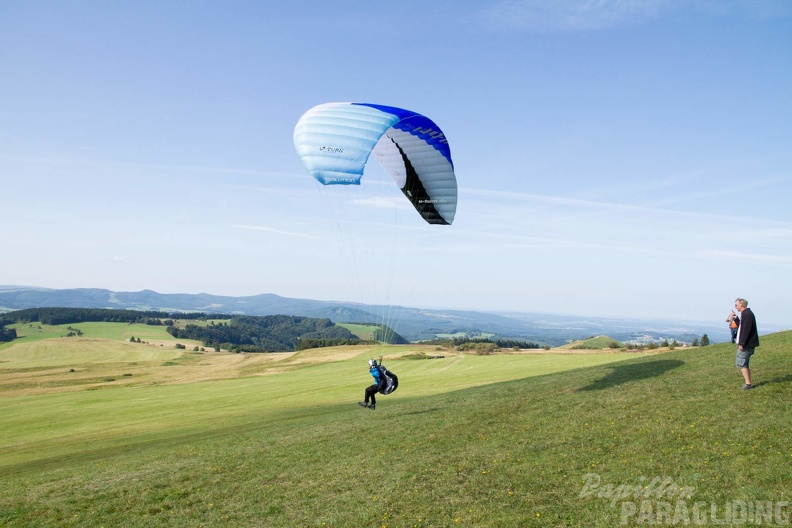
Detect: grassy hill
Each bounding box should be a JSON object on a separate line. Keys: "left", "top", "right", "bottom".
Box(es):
{"left": 1, "top": 327, "right": 790, "bottom": 527}
{"left": 564, "top": 335, "right": 624, "bottom": 350}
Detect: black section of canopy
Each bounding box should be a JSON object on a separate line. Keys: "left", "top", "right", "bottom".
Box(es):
{"left": 391, "top": 138, "right": 449, "bottom": 225}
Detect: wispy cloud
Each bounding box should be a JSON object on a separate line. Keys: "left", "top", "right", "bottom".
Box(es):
{"left": 712, "top": 226, "right": 792, "bottom": 243}
{"left": 233, "top": 224, "right": 311, "bottom": 238}
{"left": 745, "top": 227, "right": 792, "bottom": 239}
{"left": 463, "top": 186, "right": 727, "bottom": 221}
{"left": 478, "top": 0, "right": 677, "bottom": 32}
{"left": 0, "top": 154, "right": 296, "bottom": 181}
{"left": 643, "top": 176, "right": 791, "bottom": 209}
{"left": 352, "top": 196, "right": 412, "bottom": 211}
{"left": 697, "top": 250, "right": 792, "bottom": 264}
{"left": 447, "top": 185, "right": 792, "bottom": 267}
{"left": 476, "top": 0, "right": 792, "bottom": 33}
{"left": 462, "top": 185, "right": 792, "bottom": 226}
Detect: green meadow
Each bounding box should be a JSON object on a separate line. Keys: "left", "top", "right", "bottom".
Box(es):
{"left": 338, "top": 323, "right": 380, "bottom": 341}
{"left": 1, "top": 324, "right": 790, "bottom": 527}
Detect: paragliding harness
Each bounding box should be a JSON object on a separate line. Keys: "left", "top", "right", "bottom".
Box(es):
{"left": 377, "top": 364, "right": 399, "bottom": 395}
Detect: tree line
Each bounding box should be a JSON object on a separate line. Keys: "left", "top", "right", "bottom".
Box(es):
{"left": 0, "top": 326, "right": 16, "bottom": 342}
{"left": 0, "top": 307, "right": 183, "bottom": 342}
{"left": 420, "top": 336, "right": 541, "bottom": 349}
{"left": 167, "top": 315, "right": 361, "bottom": 352}
{"left": 0, "top": 308, "right": 370, "bottom": 351}
{"left": 297, "top": 337, "right": 375, "bottom": 350}
{"left": 0, "top": 307, "right": 233, "bottom": 326}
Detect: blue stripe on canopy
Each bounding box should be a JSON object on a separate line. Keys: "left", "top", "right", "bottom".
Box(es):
{"left": 353, "top": 103, "right": 453, "bottom": 168}
{"left": 294, "top": 102, "right": 457, "bottom": 225}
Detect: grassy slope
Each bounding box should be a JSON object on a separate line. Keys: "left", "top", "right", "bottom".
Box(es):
{"left": 0, "top": 351, "right": 635, "bottom": 468}
{"left": 576, "top": 335, "right": 622, "bottom": 349}
{"left": 337, "top": 323, "right": 379, "bottom": 340}
{"left": 0, "top": 332, "right": 790, "bottom": 527}
{"left": 0, "top": 322, "right": 222, "bottom": 394}
{"left": 8, "top": 321, "right": 178, "bottom": 343}
{"left": 560, "top": 335, "right": 622, "bottom": 350}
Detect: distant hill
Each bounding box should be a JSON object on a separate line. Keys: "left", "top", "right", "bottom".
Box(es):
{"left": 565, "top": 335, "right": 623, "bottom": 350}
{"left": 0, "top": 285, "right": 746, "bottom": 346}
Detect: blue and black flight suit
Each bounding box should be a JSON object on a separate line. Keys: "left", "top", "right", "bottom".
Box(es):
{"left": 362, "top": 362, "right": 383, "bottom": 409}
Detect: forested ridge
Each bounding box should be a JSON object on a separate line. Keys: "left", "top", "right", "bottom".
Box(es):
{"left": 0, "top": 307, "right": 225, "bottom": 326}
{"left": 168, "top": 315, "right": 363, "bottom": 352}
{"left": 0, "top": 308, "right": 373, "bottom": 351}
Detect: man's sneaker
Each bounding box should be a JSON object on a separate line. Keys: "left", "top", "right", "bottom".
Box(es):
{"left": 368, "top": 405, "right": 375, "bottom": 410}
{"left": 741, "top": 384, "right": 755, "bottom": 390}
{"left": 358, "top": 402, "right": 369, "bottom": 408}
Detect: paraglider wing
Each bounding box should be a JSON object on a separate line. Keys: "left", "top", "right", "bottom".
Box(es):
{"left": 293, "top": 102, "right": 457, "bottom": 225}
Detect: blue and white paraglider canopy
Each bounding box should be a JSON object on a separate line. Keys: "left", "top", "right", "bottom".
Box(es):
{"left": 293, "top": 102, "right": 457, "bottom": 225}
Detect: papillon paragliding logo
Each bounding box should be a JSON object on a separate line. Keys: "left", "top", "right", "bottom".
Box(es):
{"left": 293, "top": 102, "right": 459, "bottom": 339}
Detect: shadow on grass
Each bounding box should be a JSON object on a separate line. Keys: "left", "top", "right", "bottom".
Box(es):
{"left": 400, "top": 408, "right": 441, "bottom": 416}
{"left": 577, "top": 359, "right": 685, "bottom": 391}
{"left": 753, "top": 374, "right": 792, "bottom": 388}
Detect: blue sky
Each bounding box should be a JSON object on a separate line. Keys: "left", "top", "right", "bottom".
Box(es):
{"left": 1, "top": 1, "right": 790, "bottom": 326}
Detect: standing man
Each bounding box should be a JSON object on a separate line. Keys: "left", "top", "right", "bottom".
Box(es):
{"left": 734, "top": 298, "right": 759, "bottom": 390}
